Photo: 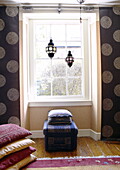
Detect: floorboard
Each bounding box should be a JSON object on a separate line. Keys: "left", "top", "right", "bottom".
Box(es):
{"left": 32, "top": 137, "right": 120, "bottom": 158}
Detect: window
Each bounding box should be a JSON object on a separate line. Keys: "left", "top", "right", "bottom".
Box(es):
{"left": 26, "top": 13, "right": 91, "bottom": 102}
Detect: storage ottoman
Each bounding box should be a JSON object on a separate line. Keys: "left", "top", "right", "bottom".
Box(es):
{"left": 43, "top": 120, "right": 78, "bottom": 151}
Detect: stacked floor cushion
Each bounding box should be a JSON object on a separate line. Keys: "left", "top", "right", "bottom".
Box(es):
{"left": 43, "top": 109, "right": 78, "bottom": 151}
{"left": 0, "top": 124, "right": 37, "bottom": 170}
{"left": 48, "top": 109, "right": 73, "bottom": 125}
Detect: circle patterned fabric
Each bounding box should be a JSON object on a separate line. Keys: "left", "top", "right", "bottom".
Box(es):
{"left": 101, "top": 43, "right": 113, "bottom": 56}
{"left": 100, "top": 16, "right": 112, "bottom": 29}
{"left": 102, "top": 71, "right": 113, "bottom": 84}
{"left": 103, "top": 98, "right": 113, "bottom": 111}
{"left": 114, "top": 57, "right": 120, "bottom": 69}
{"left": 6, "top": 32, "right": 19, "bottom": 45}
{"left": 0, "top": 6, "right": 20, "bottom": 125}
{"left": 0, "top": 46, "right": 5, "bottom": 59}
{"left": 0, "top": 19, "right": 5, "bottom": 31}
{"left": 0, "top": 102, "right": 7, "bottom": 116}
{"left": 6, "top": 7, "right": 18, "bottom": 17}
{"left": 100, "top": 7, "right": 120, "bottom": 140}
{"left": 6, "top": 60, "right": 19, "bottom": 73}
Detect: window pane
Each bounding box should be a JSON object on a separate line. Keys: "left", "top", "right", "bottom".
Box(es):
{"left": 54, "top": 47, "right": 66, "bottom": 59}
{"left": 35, "top": 24, "right": 50, "bottom": 41}
{"left": 35, "top": 59, "right": 51, "bottom": 78}
{"left": 53, "top": 78, "right": 66, "bottom": 95}
{"left": 29, "top": 17, "right": 88, "bottom": 99}
{"left": 52, "top": 59, "right": 66, "bottom": 77}
{"left": 35, "top": 42, "right": 48, "bottom": 59}
{"left": 67, "top": 47, "right": 82, "bottom": 59}
{"left": 68, "top": 78, "right": 82, "bottom": 95}
{"left": 67, "top": 42, "right": 81, "bottom": 48}
{"left": 67, "top": 59, "right": 82, "bottom": 77}
{"left": 54, "top": 41, "right": 66, "bottom": 59}
{"left": 37, "top": 79, "right": 51, "bottom": 96}
{"left": 51, "top": 25, "right": 65, "bottom": 41}
{"left": 66, "top": 25, "right": 81, "bottom": 41}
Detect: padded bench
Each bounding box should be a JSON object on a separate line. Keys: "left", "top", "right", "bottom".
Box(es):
{"left": 43, "top": 120, "right": 78, "bottom": 151}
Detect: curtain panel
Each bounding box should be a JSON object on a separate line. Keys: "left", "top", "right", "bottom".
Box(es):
{"left": 0, "top": 6, "right": 20, "bottom": 125}
{"left": 100, "top": 7, "right": 120, "bottom": 140}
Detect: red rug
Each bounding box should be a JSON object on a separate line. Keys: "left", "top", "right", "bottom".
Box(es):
{"left": 25, "top": 156, "right": 120, "bottom": 168}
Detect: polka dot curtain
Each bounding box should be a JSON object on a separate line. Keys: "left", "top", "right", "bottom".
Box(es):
{"left": 0, "top": 7, "right": 20, "bottom": 125}
{"left": 100, "top": 7, "right": 120, "bottom": 140}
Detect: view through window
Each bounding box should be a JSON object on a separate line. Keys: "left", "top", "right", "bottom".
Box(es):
{"left": 28, "top": 15, "right": 90, "bottom": 100}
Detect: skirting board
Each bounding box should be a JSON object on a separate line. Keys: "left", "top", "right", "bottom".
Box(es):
{"left": 30, "top": 129, "right": 101, "bottom": 141}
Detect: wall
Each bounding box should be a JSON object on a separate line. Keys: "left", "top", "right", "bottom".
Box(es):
{"left": 19, "top": 17, "right": 30, "bottom": 129}
{"left": 29, "top": 106, "right": 91, "bottom": 130}
{"left": 91, "top": 19, "right": 101, "bottom": 133}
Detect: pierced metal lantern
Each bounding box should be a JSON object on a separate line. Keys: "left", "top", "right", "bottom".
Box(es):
{"left": 46, "top": 39, "right": 57, "bottom": 59}
{"left": 65, "top": 51, "right": 74, "bottom": 67}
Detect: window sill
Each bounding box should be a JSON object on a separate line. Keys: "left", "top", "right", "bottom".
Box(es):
{"left": 28, "top": 100, "right": 92, "bottom": 107}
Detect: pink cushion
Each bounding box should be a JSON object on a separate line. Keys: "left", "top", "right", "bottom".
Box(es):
{"left": 0, "top": 124, "right": 32, "bottom": 148}
{"left": 0, "top": 146, "right": 36, "bottom": 170}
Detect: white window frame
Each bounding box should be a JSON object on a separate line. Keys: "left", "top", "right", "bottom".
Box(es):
{"left": 22, "top": 12, "right": 93, "bottom": 106}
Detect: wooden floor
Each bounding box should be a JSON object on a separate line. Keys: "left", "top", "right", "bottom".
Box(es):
{"left": 32, "top": 137, "right": 120, "bottom": 158}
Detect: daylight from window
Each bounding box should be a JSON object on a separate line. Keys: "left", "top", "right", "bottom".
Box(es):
{"left": 27, "top": 13, "right": 90, "bottom": 101}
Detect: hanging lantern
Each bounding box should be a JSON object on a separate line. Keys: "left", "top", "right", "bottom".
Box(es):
{"left": 46, "top": 39, "right": 57, "bottom": 59}
{"left": 65, "top": 51, "right": 74, "bottom": 67}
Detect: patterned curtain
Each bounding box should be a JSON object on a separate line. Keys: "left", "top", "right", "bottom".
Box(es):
{"left": 100, "top": 7, "right": 120, "bottom": 140}
{"left": 0, "top": 7, "right": 20, "bottom": 125}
